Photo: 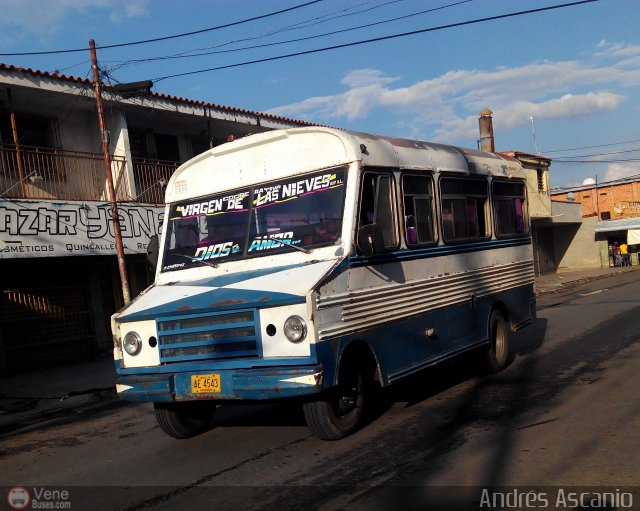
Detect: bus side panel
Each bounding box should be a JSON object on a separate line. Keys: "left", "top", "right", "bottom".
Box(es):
{"left": 314, "top": 280, "right": 535, "bottom": 387}
{"left": 313, "top": 242, "right": 535, "bottom": 387}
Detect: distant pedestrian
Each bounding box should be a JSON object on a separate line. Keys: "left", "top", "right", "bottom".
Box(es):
{"left": 620, "top": 242, "right": 630, "bottom": 266}
{"left": 613, "top": 242, "right": 622, "bottom": 267}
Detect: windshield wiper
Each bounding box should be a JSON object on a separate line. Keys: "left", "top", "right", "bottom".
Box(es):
{"left": 266, "top": 235, "right": 311, "bottom": 254}
{"left": 170, "top": 253, "right": 219, "bottom": 269}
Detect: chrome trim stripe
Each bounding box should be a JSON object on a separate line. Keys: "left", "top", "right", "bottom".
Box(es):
{"left": 348, "top": 238, "right": 531, "bottom": 268}
{"left": 317, "top": 260, "right": 534, "bottom": 340}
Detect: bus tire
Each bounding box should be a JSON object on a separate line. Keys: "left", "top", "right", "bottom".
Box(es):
{"left": 154, "top": 402, "right": 216, "bottom": 439}
{"left": 484, "top": 309, "right": 511, "bottom": 373}
{"left": 303, "top": 362, "right": 367, "bottom": 440}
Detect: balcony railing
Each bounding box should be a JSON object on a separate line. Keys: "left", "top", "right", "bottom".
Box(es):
{"left": 0, "top": 145, "right": 178, "bottom": 204}
{"left": 131, "top": 157, "right": 178, "bottom": 205}
{"left": 0, "top": 144, "right": 129, "bottom": 202}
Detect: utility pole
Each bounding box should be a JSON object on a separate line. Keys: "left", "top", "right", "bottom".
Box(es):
{"left": 7, "top": 89, "right": 26, "bottom": 196}
{"left": 595, "top": 174, "right": 600, "bottom": 220}
{"left": 90, "top": 39, "right": 131, "bottom": 304}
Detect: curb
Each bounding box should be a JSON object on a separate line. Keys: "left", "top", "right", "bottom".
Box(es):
{"left": 535, "top": 266, "right": 640, "bottom": 296}
{"left": 0, "top": 386, "right": 117, "bottom": 437}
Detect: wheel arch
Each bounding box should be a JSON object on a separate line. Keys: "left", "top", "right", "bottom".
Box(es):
{"left": 488, "top": 299, "right": 512, "bottom": 335}
{"left": 335, "top": 339, "right": 382, "bottom": 387}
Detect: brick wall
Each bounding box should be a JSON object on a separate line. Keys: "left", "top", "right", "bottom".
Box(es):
{"left": 552, "top": 181, "right": 640, "bottom": 220}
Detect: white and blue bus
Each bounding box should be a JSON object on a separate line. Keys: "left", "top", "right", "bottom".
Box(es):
{"left": 112, "top": 127, "right": 535, "bottom": 440}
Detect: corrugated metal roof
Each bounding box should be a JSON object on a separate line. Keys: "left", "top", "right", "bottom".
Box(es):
{"left": 595, "top": 217, "right": 640, "bottom": 232}
{"left": 0, "top": 62, "right": 314, "bottom": 127}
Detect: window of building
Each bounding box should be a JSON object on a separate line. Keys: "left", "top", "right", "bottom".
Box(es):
{"left": 0, "top": 110, "right": 61, "bottom": 149}
{"left": 440, "top": 177, "right": 489, "bottom": 241}
{"left": 536, "top": 168, "right": 547, "bottom": 193}
{"left": 492, "top": 180, "right": 528, "bottom": 237}
{"left": 0, "top": 110, "right": 64, "bottom": 181}
{"left": 402, "top": 174, "right": 435, "bottom": 246}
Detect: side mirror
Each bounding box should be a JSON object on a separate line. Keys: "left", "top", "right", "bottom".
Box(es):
{"left": 147, "top": 235, "right": 159, "bottom": 272}
{"left": 357, "top": 224, "right": 385, "bottom": 257}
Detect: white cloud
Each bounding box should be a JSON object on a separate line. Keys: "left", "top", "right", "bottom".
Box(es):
{"left": 124, "top": 2, "right": 148, "bottom": 17}
{"left": 269, "top": 41, "right": 638, "bottom": 143}
{"left": 604, "top": 163, "right": 640, "bottom": 182}
{"left": 340, "top": 69, "right": 400, "bottom": 88}
{"left": 111, "top": 1, "right": 150, "bottom": 23}
{"left": 0, "top": 0, "right": 148, "bottom": 32}
{"left": 595, "top": 40, "right": 640, "bottom": 59}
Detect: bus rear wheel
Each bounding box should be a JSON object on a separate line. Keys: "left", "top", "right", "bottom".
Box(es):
{"left": 484, "top": 310, "right": 511, "bottom": 373}
{"left": 154, "top": 401, "right": 216, "bottom": 439}
{"left": 303, "top": 362, "right": 367, "bottom": 440}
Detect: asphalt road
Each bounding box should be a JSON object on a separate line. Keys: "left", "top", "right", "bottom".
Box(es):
{"left": 1, "top": 272, "right": 639, "bottom": 511}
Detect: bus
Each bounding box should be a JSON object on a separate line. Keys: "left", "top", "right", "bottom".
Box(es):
{"left": 112, "top": 127, "right": 535, "bottom": 440}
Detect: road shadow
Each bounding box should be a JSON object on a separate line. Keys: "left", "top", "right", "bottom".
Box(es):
{"left": 201, "top": 315, "right": 550, "bottom": 439}
{"left": 380, "top": 316, "right": 549, "bottom": 410}
{"left": 212, "top": 401, "right": 307, "bottom": 428}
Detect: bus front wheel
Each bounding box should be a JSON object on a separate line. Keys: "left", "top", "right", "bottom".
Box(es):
{"left": 154, "top": 401, "right": 216, "bottom": 439}
{"left": 303, "top": 362, "right": 367, "bottom": 440}
{"left": 484, "top": 309, "right": 511, "bottom": 373}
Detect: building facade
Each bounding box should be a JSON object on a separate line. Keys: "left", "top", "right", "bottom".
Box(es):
{"left": 476, "top": 108, "right": 614, "bottom": 274}
{"left": 551, "top": 176, "right": 640, "bottom": 268}
{"left": 0, "top": 63, "right": 309, "bottom": 373}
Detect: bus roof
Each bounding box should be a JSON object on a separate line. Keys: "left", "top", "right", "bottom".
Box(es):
{"left": 165, "top": 127, "right": 526, "bottom": 203}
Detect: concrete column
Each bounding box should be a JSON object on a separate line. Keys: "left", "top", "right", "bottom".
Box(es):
{"left": 108, "top": 108, "right": 137, "bottom": 200}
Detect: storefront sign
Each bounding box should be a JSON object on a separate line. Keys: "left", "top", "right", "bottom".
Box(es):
{"left": 0, "top": 199, "right": 164, "bottom": 258}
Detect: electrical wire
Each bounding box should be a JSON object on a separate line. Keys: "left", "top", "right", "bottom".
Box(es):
{"left": 0, "top": 0, "right": 323, "bottom": 56}
{"left": 151, "top": 0, "right": 600, "bottom": 83}
{"left": 107, "top": 0, "right": 410, "bottom": 68}
{"left": 271, "top": 0, "right": 403, "bottom": 33}
{"left": 553, "top": 147, "right": 640, "bottom": 161}
{"left": 544, "top": 138, "right": 640, "bottom": 154}
{"left": 553, "top": 158, "right": 640, "bottom": 164}
{"left": 109, "top": 0, "right": 473, "bottom": 72}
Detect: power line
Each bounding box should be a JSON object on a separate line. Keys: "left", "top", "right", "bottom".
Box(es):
{"left": 554, "top": 158, "right": 640, "bottom": 164}
{"left": 273, "top": 0, "right": 403, "bottom": 33}
{"left": 109, "top": 0, "right": 473, "bottom": 71}
{"left": 151, "top": 0, "right": 600, "bottom": 83}
{"left": 544, "top": 138, "right": 640, "bottom": 154}
{"left": 0, "top": 0, "right": 323, "bottom": 56}
{"left": 554, "top": 147, "right": 640, "bottom": 161}
{"left": 106, "top": 0, "right": 412, "bottom": 69}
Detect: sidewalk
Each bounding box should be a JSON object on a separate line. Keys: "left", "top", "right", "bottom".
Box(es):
{"left": 0, "top": 357, "right": 117, "bottom": 436}
{"left": 1, "top": 264, "right": 639, "bottom": 437}
{"left": 534, "top": 264, "right": 640, "bottom": 295}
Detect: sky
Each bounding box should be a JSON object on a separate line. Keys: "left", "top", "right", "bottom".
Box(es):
{"left": 0, "top": 0, "right": 638, "bottom": 188}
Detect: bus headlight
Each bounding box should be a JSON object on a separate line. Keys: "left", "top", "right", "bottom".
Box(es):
{"left": 283, "top": 316, "right": 307, "bottom": 343}
{"left": 123, "top": 331, "right": 142, "bottom": 355}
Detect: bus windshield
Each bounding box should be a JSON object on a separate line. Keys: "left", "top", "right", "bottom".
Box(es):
{"left": 161, "top": 168, "right": 346, "bottom": 272}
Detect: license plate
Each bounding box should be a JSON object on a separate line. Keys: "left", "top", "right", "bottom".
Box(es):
{"left": 191, "top": 374, "right": 221, "bottom": 393}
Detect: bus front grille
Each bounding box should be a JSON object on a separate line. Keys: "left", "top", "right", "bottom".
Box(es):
{"left": 156, "top": 309, "right": 260, "bottom": 363}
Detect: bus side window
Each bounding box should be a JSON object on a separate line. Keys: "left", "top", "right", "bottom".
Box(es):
{"left": 402, "top": 175, "right": 435, "bottom": 246}
{"left": 493, "top": 180, "right": 528, "bottom": 236}
{"left": 358, "top": 172, "right": 398, "bottom": 251}
{"left": 440, "top": 177, "right": 489, "bottom": 241}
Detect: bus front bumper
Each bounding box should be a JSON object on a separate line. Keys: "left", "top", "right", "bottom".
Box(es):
{"left": 115, "top": 364, "right": 323, "bottom": 402}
